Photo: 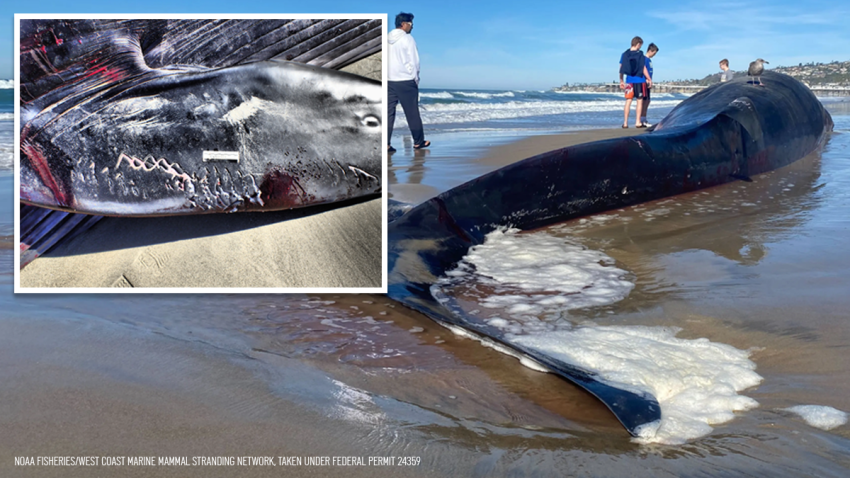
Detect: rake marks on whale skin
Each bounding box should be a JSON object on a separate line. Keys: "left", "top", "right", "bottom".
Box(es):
{"left": 184, "top": 166, "right": 264, "bottom": 212}
{"left": 115, "top": 153, "right": 192, "bottom": 183}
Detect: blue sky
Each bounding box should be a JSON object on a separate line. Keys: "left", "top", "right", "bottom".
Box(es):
{"left": 2, "top": 0, "right": 849, "bottom": 89}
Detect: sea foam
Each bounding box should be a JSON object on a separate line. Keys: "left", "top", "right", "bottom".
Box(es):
{"left": 783, "top": 405, "right": 848, "bottom": 430}
{"left": 439, "top": 228, "right": 763, "bottom": 445}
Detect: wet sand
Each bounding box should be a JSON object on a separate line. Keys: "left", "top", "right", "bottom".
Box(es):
{"left": 0, "top": 313, "right": 438, "bottom": 478}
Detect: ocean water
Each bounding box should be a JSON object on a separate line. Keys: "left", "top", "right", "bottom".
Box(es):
{"left": 1, "top": 84, "right": 13, "bottom": 246}
{"left": 5, "top": 80, "right": 850, "bottom": 476}
{"left": 393, "top": 87, "right": 690, "bottom": 134}
{"left": 0, "top": 86, "right": 12, "bottom": 170}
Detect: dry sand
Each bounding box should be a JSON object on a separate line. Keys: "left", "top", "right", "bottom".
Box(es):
{"left": 20, "top": 198, "right": 381, "bottom": 288}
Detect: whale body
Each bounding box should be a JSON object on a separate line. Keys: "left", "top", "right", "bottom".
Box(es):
{"left": 387, "top": 71, "right": 833, "bottom": 436}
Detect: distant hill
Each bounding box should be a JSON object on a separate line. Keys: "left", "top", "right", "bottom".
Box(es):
{"left": 668, "top": 60, "right": 850, "bottom": 87}
{"left": 554, "top": 59, "right": 850, "bottom": 92}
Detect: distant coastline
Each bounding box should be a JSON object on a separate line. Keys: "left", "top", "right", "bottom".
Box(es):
{"left": 554, "top": 59, "right": 850, "bottom": 96}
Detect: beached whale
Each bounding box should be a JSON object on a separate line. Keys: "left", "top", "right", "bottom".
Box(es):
{"left": 387, "top": 71, "right": 833, "bottom": 436}
{"left": 19, "top": 19, "right": 382, "bottom": 216}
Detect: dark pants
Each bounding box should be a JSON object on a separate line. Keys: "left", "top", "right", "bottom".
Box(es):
{"left": 388, "top": 79, "right": 425, "bottom": 146}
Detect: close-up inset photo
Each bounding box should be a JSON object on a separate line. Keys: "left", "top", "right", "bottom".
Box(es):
{"left": 15, "top": 16, "right": 385, "bottom": 291}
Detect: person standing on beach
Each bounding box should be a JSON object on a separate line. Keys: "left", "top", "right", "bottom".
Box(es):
{"left": 619, "top": 36, "right": 652, "bottom": 128}
{"left": 719, "top": 59, "right": 734, "bottom": 82}
{"left": 639, "top": 43, "right": 659, "bottom": 127}
{"left": 387, "top": 12, "right": 430, "bottom": 152}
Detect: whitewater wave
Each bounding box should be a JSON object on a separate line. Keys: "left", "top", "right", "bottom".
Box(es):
{"left": 395, "top": 98, "right": 683, "bottom": 127}
{"left": 554, "top": 90, "right": 627, "bottom": 96}
{"left": 0, "top": 80, "right": 13, "bottom": 89}
{"left": 419, "top": 91, "right": 454, "bottom": 99}
{"left": 553, "top": 90, "right": 680, "bottom": 99}
{"left": 451, "top": 91, "right": 515, "bottom": 99}
{"left": 0, "top": 113, "right": 13, "bottom": 122}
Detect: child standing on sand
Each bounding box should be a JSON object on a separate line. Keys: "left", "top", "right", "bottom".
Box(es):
{"left": 640, "top": 43, "right": 659, "bottom": 127}
{"left": 619, "top": 36, "right": 652, "bottom": 128}
{"left": 720, "top": 59, "right": 733, "bottom": 82}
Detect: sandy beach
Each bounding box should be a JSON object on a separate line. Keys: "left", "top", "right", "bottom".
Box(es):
{"left": 5, "top": 113, "right": 850, "bottom": 476}
{"left": 19, "top": 197, "right": 381, "bottom": 288}
{"left": 5, "top": 5, "right": 850, "bottom": 476}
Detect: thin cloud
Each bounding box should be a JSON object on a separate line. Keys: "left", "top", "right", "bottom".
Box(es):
{"left": 649, "top": 1, "right": 848, "bottom": 33}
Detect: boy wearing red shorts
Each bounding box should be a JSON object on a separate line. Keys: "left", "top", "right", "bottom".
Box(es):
{"left": 619, "top": 36, "right": 652, "bottom": 128}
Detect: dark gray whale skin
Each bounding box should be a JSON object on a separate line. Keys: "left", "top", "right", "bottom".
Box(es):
{"left": 19, "top": 19, "right": 382, "bottom": 216}
{"left": 387, "top": 71, "right": 833, "bottom": 436}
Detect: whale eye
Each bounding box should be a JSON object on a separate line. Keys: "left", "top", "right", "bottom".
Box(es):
{"left": 361, "top": 114, "right": 381, "bottom": 128}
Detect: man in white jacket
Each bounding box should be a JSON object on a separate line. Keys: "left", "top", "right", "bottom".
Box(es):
{"left": 387, "top": 12, "right": 429, "bottom": 152}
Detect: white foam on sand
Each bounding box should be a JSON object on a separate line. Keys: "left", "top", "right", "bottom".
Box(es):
{"left": 783, "top": 405, "right": 848, "bottom": 430}
{"left": 439, "top": 228, "right": 763, "bottom": 445}
{"left": 444, "top": 228, "right": 635, "bottom": 321}
{"left": 513, "top": 326, "right": 763, "bottom": 445}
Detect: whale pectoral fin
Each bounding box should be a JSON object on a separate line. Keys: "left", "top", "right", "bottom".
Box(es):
{"left": 143, "top": 19, "right": 382, "bottom": 70}
{"left": 720, "top": 97, "right": 766, "bottom": 154}
{"left": 20, "top": 20, "right": 155, "bottom": 106}
{"left": 401, "top": 284, "right": 662, "bottom": 437}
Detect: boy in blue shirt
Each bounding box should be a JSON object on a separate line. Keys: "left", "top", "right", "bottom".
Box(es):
{"left": 640, "top": 43, "right": 659, "bottom": 127}
{"left": 619, "top": 36, "right": 653, "bottom": 128}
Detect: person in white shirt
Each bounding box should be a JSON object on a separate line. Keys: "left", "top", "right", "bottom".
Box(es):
{"left": 387, "top": 12, "right": 429, "bottom": 152}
